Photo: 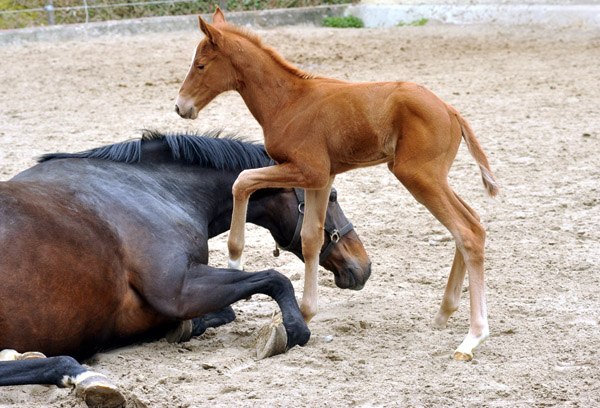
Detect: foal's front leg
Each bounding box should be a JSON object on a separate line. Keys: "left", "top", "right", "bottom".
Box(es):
{"left": 299, "top": 180, "right": 334, "bottom": 323}
{"left": 227, "top": 163, "right": 333, "bottom": 324}
{"left": 228, "top": 163, "right": 317, "bottom": 270}
{"left": 228, "top": 193, "right": 249, "bottom": 270}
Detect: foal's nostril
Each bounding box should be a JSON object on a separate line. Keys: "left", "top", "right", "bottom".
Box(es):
{"left": 174, "top": 104, "right": 180, "bottom": 115}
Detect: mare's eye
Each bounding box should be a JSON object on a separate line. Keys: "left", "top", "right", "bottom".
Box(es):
{"left": 197, "top": 65, "right": 205, "bottom": 70}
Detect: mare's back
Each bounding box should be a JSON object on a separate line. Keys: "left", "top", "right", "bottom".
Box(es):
{"left": 8, "top": 158, "right": 203, "bottom": 249}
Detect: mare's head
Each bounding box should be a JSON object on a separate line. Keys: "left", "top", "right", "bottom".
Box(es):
{"left": 175, "top": 9, "right": 236, "bottom": 119}
{"left": 262, "top": 187, "right": 371, "bottom": 291}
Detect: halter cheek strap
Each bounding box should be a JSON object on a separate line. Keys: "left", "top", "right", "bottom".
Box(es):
{"left": 274, "top": 188, "right": 354, "bottom": 263}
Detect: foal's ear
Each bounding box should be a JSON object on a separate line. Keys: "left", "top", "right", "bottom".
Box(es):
{"left": 198, "top": 16, "right": 222, "bottom": 46}
{"left": 212, "top": 7, "right": 226, "bottom": 25}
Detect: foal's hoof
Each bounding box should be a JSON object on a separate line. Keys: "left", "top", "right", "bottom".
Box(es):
{"left": 255, "top": 313, "right": 287, "bottom": 359}
{"left": 432, "top": 315, "right": 449, "bottom": 330}
{"left": 453, "top": 351, "right": 473, "bottom": 362}
{"left": 76, "top": 374, "right": 126, "bottom": 408}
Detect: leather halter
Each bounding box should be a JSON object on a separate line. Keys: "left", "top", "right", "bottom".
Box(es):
{"left": 274, "top": 188, "right": 354, "bottom": 263}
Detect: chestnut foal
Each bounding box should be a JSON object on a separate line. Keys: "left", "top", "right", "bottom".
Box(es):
{"left": 175, "top": 9, "right": 499, "bottom": 360}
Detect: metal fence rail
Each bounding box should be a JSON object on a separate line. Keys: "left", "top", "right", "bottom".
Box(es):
{"left": 0, "top": 0, "right": 223, "bottom": 26}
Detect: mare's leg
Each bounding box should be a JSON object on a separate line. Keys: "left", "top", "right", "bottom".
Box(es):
{"left": 191, "top": 306, "right": 236, "bottom": 337}
{"left": 391, "top": 164, "right": 489, "bottom": 361}
{"left": 433, "top": 193, "right": 481, "bottom": 329}
{"left": 228, "top": 162, "right": 328, "bottom": 270}
{"left": 299, "top": 180, "right": 335, "bottom": 323}
{"left": 166, "top": 306, "right": 236, "bottom": 343}
{"left": 0, "top": 351, "right": 125, "bottom": 408}
{"left": 148, "top": 265, "right": 310, "bottom": 351}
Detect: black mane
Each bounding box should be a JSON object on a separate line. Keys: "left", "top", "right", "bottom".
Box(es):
{"left": 38, "top": 130, "right": 271, "bottom": 170}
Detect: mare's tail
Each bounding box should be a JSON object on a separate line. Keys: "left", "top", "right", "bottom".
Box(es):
{"left": 454, "top": 111, "right": 499, "bottom": 197}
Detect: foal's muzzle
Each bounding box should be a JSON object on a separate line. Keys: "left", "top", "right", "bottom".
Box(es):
{"left": 174, "top": 103, "right": 198, "bottom": 120}
{"left": 174, "top": 94, "right": 198, "bottom": 120}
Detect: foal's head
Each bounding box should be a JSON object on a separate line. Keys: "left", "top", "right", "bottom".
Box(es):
{"left": 175, "top": 9, "right": 237, "bottom": 119}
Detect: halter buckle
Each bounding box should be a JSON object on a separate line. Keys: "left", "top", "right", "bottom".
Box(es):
{"left": 330, "top": 229, "right": 341, "bottom": 243}
{"left": 298, "top": 202, "right": 305, "bottom": 214}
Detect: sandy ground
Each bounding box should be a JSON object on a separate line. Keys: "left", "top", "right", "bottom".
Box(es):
{"left": 1, "top": 20, "right": 599, "bottom": 408}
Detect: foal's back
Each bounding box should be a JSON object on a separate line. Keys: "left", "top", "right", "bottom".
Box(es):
{"left": 265, "top": 79, "right": 461, "bottom": 176}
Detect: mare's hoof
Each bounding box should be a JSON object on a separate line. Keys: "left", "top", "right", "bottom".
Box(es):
{"left": 0, "top": 349, "right": 22, "bottom": 361}
{"left": 165, "top": 319, "right": 193, "bottom": 343}
{"left": 453, "top": 351, "right": 473, "bottom": 362}
{"left": 255, "top": 313, "right": 287, "bottom": 359}
{"left": 76, "top": 374, "right": 126, "bottom": 408}
{"left": 18, "top": 351, "right": 47, "bottom": 360}
{"left": 0, "top": 349, "right": 47, "bottom": 361}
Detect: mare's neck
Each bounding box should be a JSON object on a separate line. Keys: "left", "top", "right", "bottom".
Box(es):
{"left": 204, "top": 171, "right": 279, "bottom": 239}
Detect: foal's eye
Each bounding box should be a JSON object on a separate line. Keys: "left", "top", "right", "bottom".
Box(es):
{"left": 197, "top": 65, "right": 205, "bottom": 70}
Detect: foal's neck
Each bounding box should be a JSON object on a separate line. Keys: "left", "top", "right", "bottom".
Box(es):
{"left": 232, "top": 43, "right": 306, "bottom": 127}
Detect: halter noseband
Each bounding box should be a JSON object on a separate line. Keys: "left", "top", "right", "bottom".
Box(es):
{"left": 273, "top": 188, "right": 354, "bottom": 263}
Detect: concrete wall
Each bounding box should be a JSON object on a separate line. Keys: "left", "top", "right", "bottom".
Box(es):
{"left": 349, "top": 3, "right": 600, "bottom": 27}
{"left": 361, "top": 0, "right": 599, "bottom": 4}
{"left": 1, "top": 3, "right": 598, "bottom": 46}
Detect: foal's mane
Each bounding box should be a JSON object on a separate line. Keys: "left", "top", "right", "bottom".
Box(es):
{"left": 38, "top": 130, "right": 270, "bottom": 170}
{"left": 222, "top": 24, "right": 316, "bottom": 80}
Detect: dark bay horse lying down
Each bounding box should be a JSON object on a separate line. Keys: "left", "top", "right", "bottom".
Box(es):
{"left": 0, "top": 131, "right": 370, "bottom": 407}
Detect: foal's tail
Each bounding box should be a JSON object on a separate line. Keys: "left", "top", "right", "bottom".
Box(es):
{"left": 454, "top": 111, "right": 500, "bottom": 197}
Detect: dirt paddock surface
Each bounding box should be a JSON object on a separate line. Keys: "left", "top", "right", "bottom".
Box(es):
{"left": 1, "top": 22, "right": 600, "bottom": 407}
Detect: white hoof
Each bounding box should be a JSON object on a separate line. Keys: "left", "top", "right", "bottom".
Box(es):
{"left": 0, "top": 349, "right": 21, "bottom": 361}
{"left": 0, "top": 349, "right": 46, "bottom": 361}
{"left": 454, "top": 329, "right": 489, "bottom": 361}
{"left": 228, "top": 256, "right": 244, "bottom": 270}
{"left": 70, "top": 371, "right": 126, "bottom": 408}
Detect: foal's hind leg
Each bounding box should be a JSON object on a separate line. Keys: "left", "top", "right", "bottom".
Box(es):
{"left": 433, "top": 193, "right": 482, "bottom": 329}
{"left": 432, "top": 246, "right": 466, "bottom": 329}
{"left": 391, "top": 167, "right": 489, "bottom": 361}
